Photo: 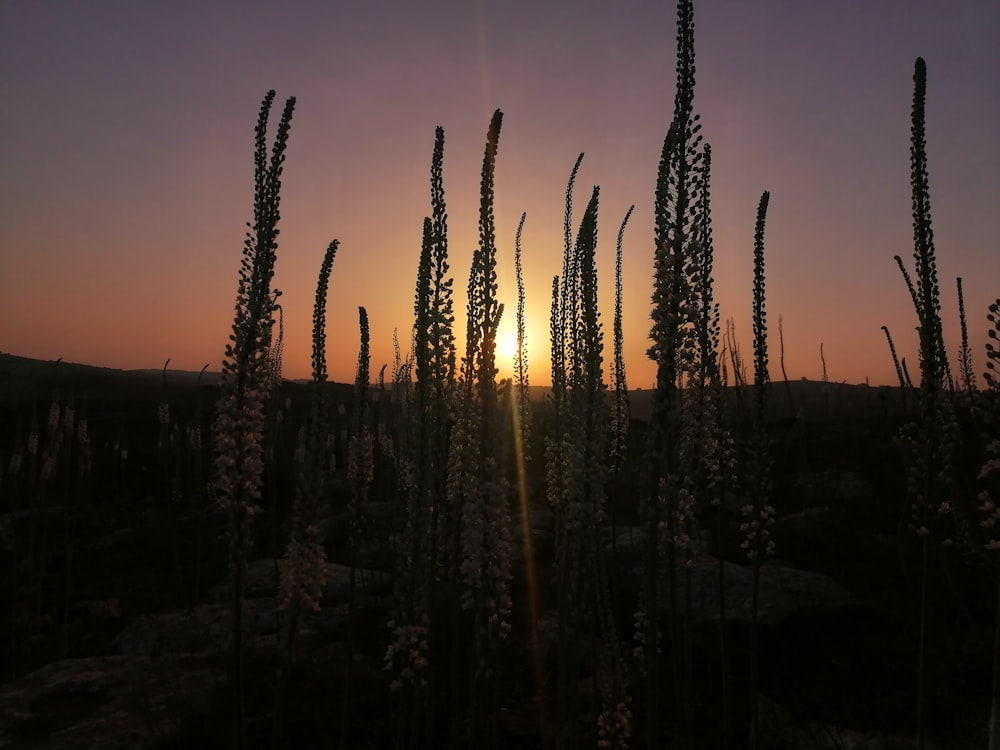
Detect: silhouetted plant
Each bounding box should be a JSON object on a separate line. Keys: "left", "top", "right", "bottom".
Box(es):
{"left": 985, "top": 301, "right": 1000, "bottom": 393}
{"left": 511, "top": 210, "right": 532, "bottom": 484}
{"left": 611, "top": 205, "right": 634, "bottom": 477}
{"left": 267, "top": 295, "right": 285, "bottom": 390}
{"left": 444, "top": 109, "right": 512, "bottom": 749}
{"left": 640, "top": 0, "right": 711, "bottom": 745}
{"left": 820, "top": 342, "right": 830, "bottom": 412}
{"left": 60, "top": 395, "right": 91, "bottom": 659}
{"left": 157, "top": 358, "right": 187, "bottom": 599}
{"left": 894, "top": 58, "right": 965, "bottom": 750}
{"left": 724, "top": 318, "right": 749, "bottom": 417}
{"left": 546, "top": 173, "right": 631, "bottom": 749}
{"left": 778, "top": 315, "right": 792, "bottom": 415}
{"left": 274, "top": 240, "right": 339, "bottom": 747}
{"left": 957, "top": 278, "right": 977, "bottom": 393}
{"left": 387, "top": 124, "right": 458, "bottom": 748}
{"left": 185, "top": 364, "right": 211, "bottom": 602}
{"left": 901, "top": 357, "right": 915, "bottom": 391}
{"left": 508, "top": 209, "right": 549, "bottom": 741}
{"left": 686, "top": 140, "right": 737, "bottom": 750}
{"left": 420, "top": 128, "right": 456, "bottom": 695}
{"left": 545, "top": 156, "right": 582, "bottom": 746}
{"left": 263, "top": 294, "right": 289, "bottom": 576}
{"left": 608, "top": 204, "right": 634, "bottom": 613}
{"left": 342, "top": 305, "right": 373, "bottom": 746}
{"left": 744, "top": 191, "right": 774, "bottom": 750}
{"left": 882, "top": 324, "right": 910, "bottom": 405}
{"left": 211, "top": 89, "right": 295, "bottom": 750}
{"left": 514, "top": 212, "right": 530, "bottom": 417}
{"left": 975, "top": 298, "right": 1000, "bottom": 749}
{"left": 3, "top": 413, "right": 27, "bottom": 679}
{"left": 158, "top": 358, "right": 171, "bottom": 471}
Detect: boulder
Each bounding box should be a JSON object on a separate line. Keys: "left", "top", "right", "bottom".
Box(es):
{"left": 209, "top": 558, "right": 392, "bottom": 606}
{"left": 113, "top": 597, "right": 278, "bottom": 656}
{"left": 0, "top": 653, "right": 224, "bottom": 750}
{"left": 624, "top": 556, "right": 859, "bottom": 627}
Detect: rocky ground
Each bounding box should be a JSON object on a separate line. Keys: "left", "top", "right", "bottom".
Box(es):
{"left": 0, "top": 474, "right": 993, "bottom": 749}
{"left": 0, "top": 360, "right": 994, "bottom": 748}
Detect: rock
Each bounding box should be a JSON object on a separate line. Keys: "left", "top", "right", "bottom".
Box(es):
{"left": 322, "top": 563, "right": 392, "bottom": 604}
{"left": 0, "top": 653, "right": 225, "bottom": 750}
{"left": 71, "top": 598, "right": 126, "bottom": 623}
{"left": 603, "top": 525, "right": 644, "bottom": 567}
{"left": 764, "top": 709, "right": 951, "bottom": 750}
{"left": 209, "top": 558, "right": 392, "bottom": 605}
{"left": 528, "top": 509, "right": 555, "bottom": 532}
{"left": 773, "top": 506, "right": 860, "bottom": 578}
{"left": 508, "top": 512, "right": 556, "bottom": 567}
{"left": 623, "top": 556, "right": 859, "bottom": 627}
{"left": 113, "top": 597, "right": 278, "bottom": 656}
{"left": 207, "top": 557, "right": 280, "bottom": 602}
{"left": 305, "top": 602, "right": 350, "bottom": 638}
{"left": 788, "top": 470, "right": 875, "bottom": 506}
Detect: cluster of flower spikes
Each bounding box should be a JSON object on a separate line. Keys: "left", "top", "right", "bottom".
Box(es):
{"left": 740, "top": 501, "right": 776, "bottom": 562}
{"left": 978, "top": 299, "right": 1000, "bottom": 549}
{"left": 384, "top": 617, "right": 431, "bottom": 693}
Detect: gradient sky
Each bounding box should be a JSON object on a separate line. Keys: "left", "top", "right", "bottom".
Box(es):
{"left": 1, "top": 1, "right": 997, "bottom": 388}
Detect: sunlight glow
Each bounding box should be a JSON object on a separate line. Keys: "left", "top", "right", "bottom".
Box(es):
{"left": 497, "top": 328, "right": 520, "bottom": 366}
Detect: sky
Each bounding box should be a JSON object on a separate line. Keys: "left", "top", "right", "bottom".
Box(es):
{"left": 1, "top": 0, "right": 997, "bottom": 388}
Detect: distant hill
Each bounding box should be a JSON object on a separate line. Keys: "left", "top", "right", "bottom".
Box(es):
{"left": 627, "top": 378, "right": 911, "bottom": 422}
{"left": 0, "top": 353, "right": 910, "bottom": 421}
{"left": 0, "top": 353, "right": 223, "bottom": 404}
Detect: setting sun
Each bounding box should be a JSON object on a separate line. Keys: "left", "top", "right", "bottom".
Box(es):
{"left": 493, "top": 311, "right": 545, "bottom": 380}
{"left": 496, "top": 327, "right": 520, "bottom": 367}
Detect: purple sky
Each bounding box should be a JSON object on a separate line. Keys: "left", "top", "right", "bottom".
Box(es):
{"left": 1, "top": 0, "right": 998, "bottom": 387}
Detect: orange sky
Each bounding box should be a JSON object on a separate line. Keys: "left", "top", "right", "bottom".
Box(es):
{"left": 1, "top": 1, "right": 997, "bottom": 388}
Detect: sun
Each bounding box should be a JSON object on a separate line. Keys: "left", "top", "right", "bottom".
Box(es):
{"left": 496, "top": 328, "right": 520, "bottom": 365}
{"left": 493, "top": 312, "right": 543, "bottom": 379}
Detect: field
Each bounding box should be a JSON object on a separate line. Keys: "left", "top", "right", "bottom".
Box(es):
{"left": 0, "top": 353, "right": 994, "bottom": 749}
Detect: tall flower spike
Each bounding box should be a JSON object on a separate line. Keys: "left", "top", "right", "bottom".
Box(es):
{"left": 212, "top": 89, "right": 295, "bottom": 750}
{"left": 956, "top": 278, "right": 976, "bottom": 393}
{"left": 514, "top": 211, "right": 532, "bottom": 458}
{"left": 279, "top": 240, "right": 338, "bottom": 630}
{"left": 907, "top": 58, "right": 948, "bottom": 390}
{"left": 642, "top": 1, "right": 704, "bottom": 745}
{"left": 611, "top": 205, "right": 633, "bottom": 473}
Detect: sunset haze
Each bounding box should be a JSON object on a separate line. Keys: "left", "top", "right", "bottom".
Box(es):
{"left": 1, "top": 0, "right": 997, "bottom": 388}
